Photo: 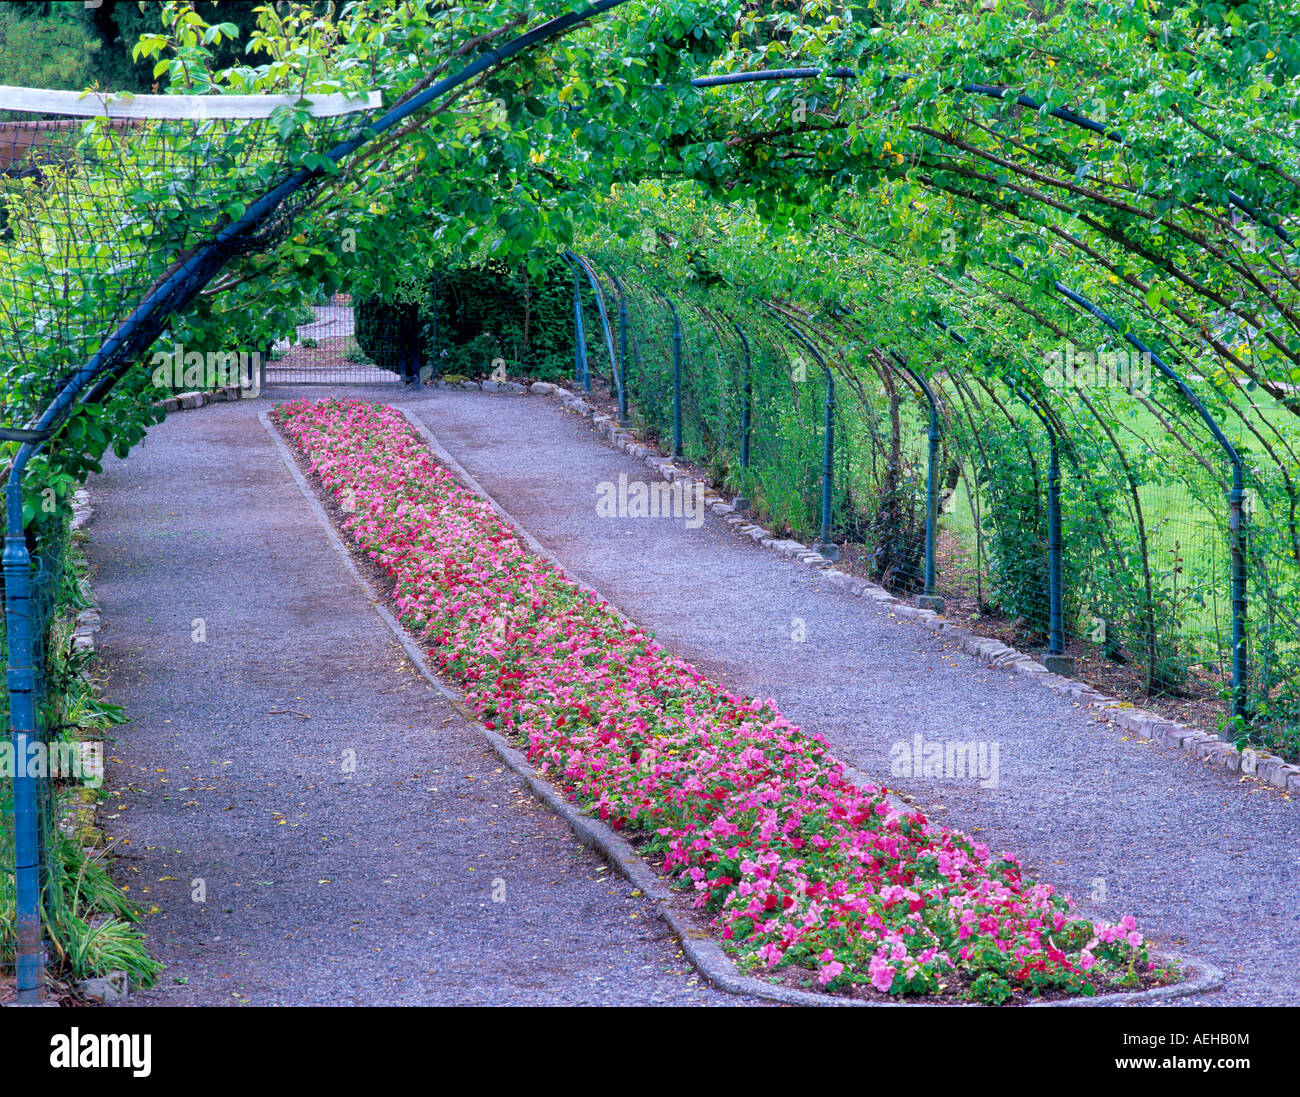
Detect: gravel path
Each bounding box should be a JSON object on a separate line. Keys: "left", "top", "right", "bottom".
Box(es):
{"left": 89, "top": 397, "right": 736, "bottom": 1006}
{"left": 271, "top": 303, "right": 355, "bottom": 350}
{"left": 385, "top": 386, "right": 1300, "bottom": 1007}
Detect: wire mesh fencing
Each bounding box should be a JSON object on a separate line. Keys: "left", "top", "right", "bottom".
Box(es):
{"left": 567, "top": 249, "right": 1300, "bottom": 754}
{"left": 1, "top": 86, "right": 378, "bottom": 1000}
{"left": 271, "top": 290, "right": 407, "bottom": 386}
{"left": 0, "top": 94, "right": 373, "bottom": 431}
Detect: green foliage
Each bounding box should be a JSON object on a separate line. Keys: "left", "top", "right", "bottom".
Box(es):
{"left": 0, "top": 527, "right": 159, "bottom": 987}
{"left": 5, "top": 0, "right": 1300, "bottom": 763}
{"left": 0, "top": 1, "right": 245, "bottom": 95}
{"left": 0, "top": 4, "right": 101, "bottom": 94}
{"left": 355, "top": 258, "right": 577, "bottom": 381}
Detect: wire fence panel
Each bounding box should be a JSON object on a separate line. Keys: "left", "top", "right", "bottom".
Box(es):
{"left": 573, "top": 247, "right": 1300, "bottom": 755}
{"left": 1, "top": 87, "right": 375, "bottom": 1001}
{"left": 268, "top": 293, "right": 405, "bottom": 386}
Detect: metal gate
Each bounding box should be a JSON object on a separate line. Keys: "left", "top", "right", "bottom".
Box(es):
{"left": 263, "top": 292, "right": 409, "bottom": 386}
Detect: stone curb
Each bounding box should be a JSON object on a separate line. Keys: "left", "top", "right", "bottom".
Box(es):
{"left": 58, "top": 490, "right": 114, "bottom": 911}
{"left": 151, "top": 384, "right": 247, "bottom": 415}
{"left": 68, "top": 487, "right": 99, "bottom": 655}
{"left": 261, "top": 406, "right": 1224, "bottom": 1008}
{"left": 507, "top": 383, "right": 1299, "bottom": 800}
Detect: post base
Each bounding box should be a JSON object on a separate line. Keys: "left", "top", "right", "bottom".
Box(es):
{"left": 1043, "top": 653, "right": 1075, "bottom": 676}
{"left": 915, "top": 594, "right": 945, "bottom": 613}
{"left": 813, "top": 542, "right": 840, "bottom": 562}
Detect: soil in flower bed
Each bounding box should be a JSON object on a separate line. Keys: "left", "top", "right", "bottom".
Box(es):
{"left": 272, "top": 399, "right": 1165, "bottom": 1005}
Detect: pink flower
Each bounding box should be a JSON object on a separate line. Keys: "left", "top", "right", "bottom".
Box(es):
{"left": 818, "top": 949, "right": 845, "bottom": 985}
{"left": 273, "top": 398, "right": 1145, "bottom": 1003}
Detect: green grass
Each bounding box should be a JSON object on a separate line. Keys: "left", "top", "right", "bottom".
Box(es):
{"left": 838, "top": 385, "right": 1300, "bottom": 680}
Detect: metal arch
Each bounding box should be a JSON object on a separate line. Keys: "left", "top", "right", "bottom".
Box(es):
{"left": 730, "top": 318, "right": 754, "bottom": 509}
{"left": 565, "top": 257, "right": 591, "bottom": 391}
{"left": 771, "top": 311, "right": 839, "bottom": 561}
{"left": 3, "top": 0, "right": 636, "bottom": 1006}
{"left": 927, "top": 270, "right": 1245, "bottom": 711}
{"left": 828, "top": 244, "right": 1250, "bottom": 712}
{"left": 885, "top": 350, "right": 942, "bottom": 601}
{"left": 822, "top": 302, "right": 946, "bottom": 599}
{"left": 1012, "top": 384, "right": 1067, "bottom": 660}
{"left": 563, "top": 250, "right": 623, "bottom": 406}
{"left": 652, "top": 289, "right": 685, "bottom": 459}
{"left": 599, "top": 264, "right": 632, "bottom": 425}
{"left": 686, "top": 66, "right": 1292, "bottom": 246}
{"left": 1000, "top": 256, "right": 1249, "bottom": 717}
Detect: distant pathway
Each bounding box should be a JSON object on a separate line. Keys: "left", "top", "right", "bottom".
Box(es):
{"left": 386, "top": 386, "right": 1300, "bottom": 1007}
{"left": 90, "top": 396, "right": 734, "bottom": 1006}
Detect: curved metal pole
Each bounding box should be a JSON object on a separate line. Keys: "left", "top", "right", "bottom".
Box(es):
{"left": 564, "top": 250, "right": 622, "bottom": 406}
{"left": 731, "top": 319, "right": 753, "bottom": 510}
{"left": 603, "top": 267, "right": 631, "bottom": 425}
{"left": 686, "top": 67, "right": 1290, "bottom": 245}
{"left": 1014, "top": 386, "right": 1069, "bottom": 666}
{"left": 654, "top": 290, "right": 684, "bottom": 459}
{"left": 570, "top": 263, "right": 590, "bottom": 391}
{"left": 887, "top": 351, "right": 942, "bottom": 606}
{"left": 776, "top": 315, "right": 839, "bottom": 562}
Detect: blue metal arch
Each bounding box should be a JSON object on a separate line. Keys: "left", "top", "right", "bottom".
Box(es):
{"left": 3, "top": 0, "right": 634, "bottom": 1006}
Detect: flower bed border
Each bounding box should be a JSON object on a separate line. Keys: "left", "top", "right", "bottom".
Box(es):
{"left": 259, "top": 404, "right": 1225, "bottom": 1007}
{"left": 152, "top": 384, "right": 248, "bottom": 415}
{"left": 455, "top": 378, "right": 1299, "bottom": 796}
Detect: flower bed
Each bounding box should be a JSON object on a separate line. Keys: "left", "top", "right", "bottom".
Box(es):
{"left": 274, "top": 397, "right": 1156, "bottom": 1003}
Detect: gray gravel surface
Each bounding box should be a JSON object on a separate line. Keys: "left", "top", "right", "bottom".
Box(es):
{"left": 384, "top": 386, "right": 1300, "bottom": 1007}
{"left": 89, "top": 396, "right": 738, "bottom": 1006}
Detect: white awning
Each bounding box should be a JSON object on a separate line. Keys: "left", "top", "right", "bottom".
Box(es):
{"left": 0, "top": 85, "right": 381, "bottom": 119}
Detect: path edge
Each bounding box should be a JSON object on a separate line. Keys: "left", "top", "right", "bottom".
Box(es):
{"left": 258, "top": 404, "right": 1224, "bottom": 1009}
{"left": 521, "top": 382, "right": 1300, "bottom": 798}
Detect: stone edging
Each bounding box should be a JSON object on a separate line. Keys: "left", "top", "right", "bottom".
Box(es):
{"left": 152, "top": 384, "right": 247, "bottom": 414}
{"left": 260, "top": 405, "right": 1224, "bottom": 1007}
{"left": 487, "top": 379, "right": 1299, "bottom": 799}
{"left": 65, "top": 489, "right": 127, "bottom": 1003}
{"left": 68, "top": 488, "right": 101, "bottom": 655}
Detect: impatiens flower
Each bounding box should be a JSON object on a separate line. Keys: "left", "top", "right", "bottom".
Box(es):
{"left": 869, "top": 955, "right": 895, "bottom": 992}
{"left": 273, "top": 398, "right": 1150, "bottom": 1005}
{"left": 818, "top": 950, "right": 845, "bottom": 985}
